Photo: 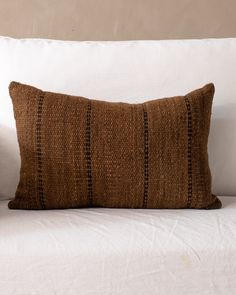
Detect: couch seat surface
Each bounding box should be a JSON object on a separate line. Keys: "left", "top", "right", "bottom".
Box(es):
{"left": 0, "top": 196, "right": 235, "bottom": 295}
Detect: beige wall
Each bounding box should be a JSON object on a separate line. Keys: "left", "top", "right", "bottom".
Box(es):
{"left": 0, "top": 0, "right": 235, "bottom": 40}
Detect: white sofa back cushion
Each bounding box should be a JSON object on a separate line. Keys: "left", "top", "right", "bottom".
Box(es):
{"left": 0, "top": 36, "right": 235, "bottom": 200}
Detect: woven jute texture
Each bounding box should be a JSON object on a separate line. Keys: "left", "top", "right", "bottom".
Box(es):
{"left": 8, "top": 82, "right": 221, "bottom": 210}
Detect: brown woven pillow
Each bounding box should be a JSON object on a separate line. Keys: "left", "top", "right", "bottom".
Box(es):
{"left": 9, "top": 81, "right": 221, "bottom": 210}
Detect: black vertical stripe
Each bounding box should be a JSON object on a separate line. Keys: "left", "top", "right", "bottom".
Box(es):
{"left": 184, "top": 96, "right": 193, "bottom": 208}
{"left": 142, "top": 105, "right": 149, "bottom": 208}
{"left": 85, "top": 100, "right": 93, "bottom": 206}
{"left": 36, "top": 93, "right": 45, "bottom": 209}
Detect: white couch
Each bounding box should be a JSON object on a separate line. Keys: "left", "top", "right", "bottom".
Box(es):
{"left": 0, "top": 36, "right": 236, "bottom": 295}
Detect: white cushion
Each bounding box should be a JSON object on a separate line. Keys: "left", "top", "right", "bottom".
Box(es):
{"left": 0, "top": 36, "right": 236, "bottom": 199}
{"left": 0, "top": 196, "right": 235, "bottom": 295}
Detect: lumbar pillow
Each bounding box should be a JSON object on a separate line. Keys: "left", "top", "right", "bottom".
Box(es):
{"left": 8, "top": 81, "right": 221, "bottom": 210}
